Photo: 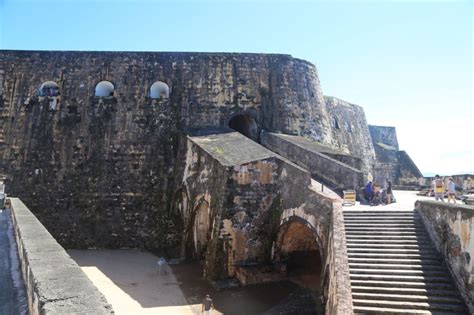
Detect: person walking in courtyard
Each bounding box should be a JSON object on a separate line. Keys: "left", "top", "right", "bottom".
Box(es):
{"left": 157, "top": 257, "right": 166, "bottom": 275}
{"left": 432, "top": 175, "right": 445, "bottom": 202}
{"left": 447, "top": 177, "right": 457, "bottom": 204}
{"left": 202, "top": 294, "right": 213, "bottom": 315}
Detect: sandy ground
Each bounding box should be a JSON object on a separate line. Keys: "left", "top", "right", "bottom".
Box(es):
{"left": 343, "top": 189, "right": 434, "bottom": 211}
{"left": 69, "top": 249, "right": 317, "bottom": 315}
{"left": 68, "top": 249, "right": 199, "bottom": 315}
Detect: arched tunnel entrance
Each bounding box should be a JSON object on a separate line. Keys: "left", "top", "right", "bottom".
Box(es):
{"left": 274, "top": 219, "right": 322, "bottom": 293}
{"left": 228, "top": 114, "right": 258, "bottom": 141}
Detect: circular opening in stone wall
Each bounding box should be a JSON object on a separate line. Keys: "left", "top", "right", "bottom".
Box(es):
{"left": 38, "top": 81, "right": 60, "bottom": 97}
{"left": 150, "top": 81, "right": 170, "bottom": 99}
{"left": 95, "top": 81, "right": 115, "bottom": 97}
{"left": 228, "top": 114, "right": 258, "bottom": 141}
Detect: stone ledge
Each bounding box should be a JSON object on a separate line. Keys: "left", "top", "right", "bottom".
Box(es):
{"left": 9, "top": 198, "right": 114, "bottom": 315}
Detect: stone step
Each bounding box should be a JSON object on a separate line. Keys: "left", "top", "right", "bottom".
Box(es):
{"left": 344, "top": 221, "right": 419, "bottom": 225}
{"left": 352, "top": 292, "right": 464, "bottom": 304}
{"left": 350, "top": 274, "right": 452, "bottom": 283}
{"left": 344, "top": 216, "right": 420, "bottom": 221}
{"left": 345, "top": 234, "right": 431, "bottom": 240}
{"left": 349, "top": 268, "right": 448, "bottom": 276}
{"left": 350, "top": 279, "right": 454, "bottom": 289}
{"left": 345, "top": 227, "right": 425, "bottom": 231}
{"left": 352, "top": 298, "right": 466, "bottom": 312}
{"left": 345, "top": 223, "right": 421, "bottom": 227}
{"left": 347, "top": 248, "right": 437, "bottom": 254}
{"left": 348, "top": 253, "right": 440, "bottom": 259}
{"left": 343, "top": 209, "right": 418, "bottom": 215}
{"left": 348, "top": 257, "right": 442, "bottom": 265}
{"left": 353, "top": 305, "right": 466, "bottom": 314}
{"left": 349, "top": 263, "right": 445, "bottom": 271}
{"left": 347, "top": 239, "right": 430, "bottom": 244}
{"left": 345, "top": 231, "right": 426, "bottom": 235}
{"left": 351, "top": 286, "right": 459, "bottom": 296}
{"left": 347, "top": 243, "right": 435, "bottom": 250}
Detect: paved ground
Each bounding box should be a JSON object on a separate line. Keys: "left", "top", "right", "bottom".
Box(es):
{"left": 343, "top": 190, "right": 434, "bottom": 211}
{"left": 69, "top": 250, "right": 318, "bottom": 315}
{"left": 69, "top": 249, "right": 196, "bottom": 315}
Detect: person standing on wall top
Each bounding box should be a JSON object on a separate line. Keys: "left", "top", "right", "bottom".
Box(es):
{"left": 432, "top": 175, "right": 445, "bottom": 202}
{"left": 202, "top": 294, "right": 213, "bottom": 315}
{"left": 447, "top": 177, "right": 457, "bottom": 204}
{"left": 386, "top": 181, "right": 393, "bottom": 204}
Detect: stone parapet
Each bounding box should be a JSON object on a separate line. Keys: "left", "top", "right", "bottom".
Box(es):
{"left": 323, "top": 199, "right": 353, "bottom": 314}
{"left": 261, "top": 131, "right": 364, "bottom": 192}
{"left": 9, "top": 198, "right": 113, "bottom": 315}
{"left": 416, "top": 200, "right": 474, "bottom": 313}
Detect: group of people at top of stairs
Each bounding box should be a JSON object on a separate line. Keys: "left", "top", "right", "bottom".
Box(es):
{"left": 431, "top": 175, "right": 457, "bottom": 203}
{"left": 363, "top": 180, "right": 394, "bottom": 206}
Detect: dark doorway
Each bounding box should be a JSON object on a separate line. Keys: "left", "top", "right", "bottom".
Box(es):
{"left": 275, "top": 220, "right": 322, "bottom": 296}
{"left": 228, "top": 114, "right": 258, "bottom": 141}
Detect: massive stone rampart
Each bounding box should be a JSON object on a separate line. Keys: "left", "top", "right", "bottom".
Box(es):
{"left": 9, "top": 198, "right": 113, "bottom": 314}
{"left": 0, "top": 50, "right": 335, "bottom": 249}
{"left": 416, "top": 201, "right": 474, "bottom": 313}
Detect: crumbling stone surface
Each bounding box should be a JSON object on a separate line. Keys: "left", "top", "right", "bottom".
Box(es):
{"left": 416, "top": 201, "right": 474, "bottom": 313}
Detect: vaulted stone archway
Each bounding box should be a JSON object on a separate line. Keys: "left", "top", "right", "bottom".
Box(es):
{"left": 228, "top": 114, "right": 258, "bottom": 141}
{"left": 274, "top": 217, "right": 323, "bottom": 295}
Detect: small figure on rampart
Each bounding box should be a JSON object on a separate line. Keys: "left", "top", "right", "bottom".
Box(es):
{"left": 432, "top": 175, "right": 445, "bottom": 202}
{"left": 447, "top": 177, "right": 456, "bottom": 204}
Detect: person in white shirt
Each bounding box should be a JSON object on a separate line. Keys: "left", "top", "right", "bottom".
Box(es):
{"left": 447, "top": 178, "right": 456, "bottom": 204}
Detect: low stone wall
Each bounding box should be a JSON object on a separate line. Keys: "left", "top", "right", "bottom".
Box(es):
{"left": 9, "top": 198, "right": 113, "bottom": 315}
{"left": 323, "top": 198, "right": 353, "bottom": 314}
{"left": 261, "top": 131, "right": 364, "bottom": 191}
{"left": 416, "top": 200, "right": 474, "bottom": 313}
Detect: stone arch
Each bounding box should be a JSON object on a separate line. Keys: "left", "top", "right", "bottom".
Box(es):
{"left": 193, "top": 199, "right": 211, "bottom": 260}
{"left": 274, "top": 216, "right": 323, "bottom": 292}
{"left": 95, "top": 81, "right": 115, "bottom": 97}
{"left": 38, "top": 81, "right": 60, "bottom": 97}
{"left": 150, "top": 81, "right": 170, "bottom": 99}
{"left": 228, "top": 114, "right": 258, "bottom": 141}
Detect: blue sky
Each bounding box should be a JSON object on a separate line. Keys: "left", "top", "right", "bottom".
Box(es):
{"left": 1, "top": 0, "right": 473, "bottom": 175}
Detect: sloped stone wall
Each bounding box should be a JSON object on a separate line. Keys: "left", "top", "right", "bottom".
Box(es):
{"left": 416, "top": 201, "right": 474, "bottom": 313}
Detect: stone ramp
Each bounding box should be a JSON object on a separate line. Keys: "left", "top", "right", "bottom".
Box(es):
{"left": 261, "top": 131, "right": 364, "bottom": 192}
{"left": 344, "top": 210, "right": 468, "bottom": 314}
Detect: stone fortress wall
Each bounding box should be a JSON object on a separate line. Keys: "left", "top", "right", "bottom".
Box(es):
{"left": 0, "top": 50, "right": 418, "bottom": 295}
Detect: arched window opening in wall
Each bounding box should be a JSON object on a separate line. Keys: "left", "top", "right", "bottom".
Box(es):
{"left": 228, "top": 114, "right": 258, "bottom": 141}
{"left": 38, "top": 81, "right": 60, "bottom": 97}
{"left": 274, "top": 219, "right": 322, "bottom": 292}
{"left": 150, "top": 81, "right": 170, "bottom": 99}
{"left": 344, "top": 121, "right": 352, "bottom": 132}
{"left": 331, "top": 116, "right": 339, "bottom": 129}
{"left": 95, "top": 81, "right": 115, "bottom": 97}
{"left": 193, "top": 201, "right": 211, "bottom": 260}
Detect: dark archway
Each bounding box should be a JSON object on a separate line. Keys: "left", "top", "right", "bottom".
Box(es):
{"left": 228, "top": 114, "right": 258, "bottom": 141}
{"left": 274, "top": 219, "right": 322, "bottom": 296}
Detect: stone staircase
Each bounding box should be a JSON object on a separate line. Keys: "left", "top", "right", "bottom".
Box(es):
{"left": 343, "top": 210, "right": 468, "bottom": 314}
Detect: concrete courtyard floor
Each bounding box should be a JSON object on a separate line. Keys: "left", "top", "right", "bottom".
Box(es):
{"left": 68, "top": 249, "right": 197, "bottom": 315}
{"left": 343, "top": 189, "right": 435, "bottom": 211}
{"left": 69, "top": 250, "right": 314, "bottom": 315}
